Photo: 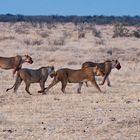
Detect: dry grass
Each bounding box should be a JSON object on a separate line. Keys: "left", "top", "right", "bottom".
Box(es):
{"left": 0, "top": 22, "right": 140, "bottom": 140}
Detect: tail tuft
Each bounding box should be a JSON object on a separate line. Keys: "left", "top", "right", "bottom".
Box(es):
{"left": 6, "top": 89, "right": 9, "bottom": 92}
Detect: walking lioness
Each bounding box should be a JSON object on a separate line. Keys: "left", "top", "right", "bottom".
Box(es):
{"left": 43, "top": 66, "right": 104, "bottom": 94}
{"left": 6, "top": 66, "right": 55, "bottom": 95}
{"left": 82, "top": 59, "right": 121, "bottom": 86}
{"left": 0, "top": 55, "right": 33, "bottom": 76}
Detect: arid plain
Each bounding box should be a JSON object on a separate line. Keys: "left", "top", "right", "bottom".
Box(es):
{"left": 0, "top": 22, "right": 140, "bottom": 140}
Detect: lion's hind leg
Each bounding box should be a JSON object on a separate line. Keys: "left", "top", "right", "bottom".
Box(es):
{"left": 44, "top": 77, "right": 59, "bottom": 93}
{"left": 77, "top": 82, "right": 83, "bottom": 93}
{"left": 13, "top": 77, "right": 22, "bottom": 94}
{"left": 6, "top": 74, "right": 23, "bottom": 94}
{"left": 107, "top": 77, "right": 111, "bottom": 87}
{"left": 89, "top": 77, "right": 102, "bottom": 93}
{"left": 61, "top": 80, "right": 67, "bottom": 94}
{"left": 24, "top": 81, "right": 31, "bottom": 95}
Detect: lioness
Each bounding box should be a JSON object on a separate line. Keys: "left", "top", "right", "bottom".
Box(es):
{"left": 0, "top": 55, "right": 33, "bottom": 76}
{"left": 82, "top": 59, "right": 121, "bottom": 86}
{"left": 43, "top": 66, "right": 104, "bottom": 94}
{"left": 6, "top": 66, "right": 55, "bottom": 95}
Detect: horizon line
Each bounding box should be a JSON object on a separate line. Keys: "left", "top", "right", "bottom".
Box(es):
{"left": 1, "top": 13, "right": 140, "bottom": 17}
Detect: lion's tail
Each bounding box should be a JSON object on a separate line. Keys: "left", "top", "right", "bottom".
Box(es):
{"left": 6, "top": 71, "right": 21, "bottom": 92}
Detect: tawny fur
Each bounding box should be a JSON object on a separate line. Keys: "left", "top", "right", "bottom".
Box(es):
{"left": 82, "top": 59, "right": 121, "bottom": 87}
{"left": 0, "top": 55, "right": 33, "bottom": 76}
{"left": 6, "top": 66, "right": 55, "bottom": 95}
{"left": 44, "top": 66, "right": 103, "bottom": 94}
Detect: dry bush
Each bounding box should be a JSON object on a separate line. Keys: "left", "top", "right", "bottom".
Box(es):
{"left": 47, "top": 23, "right": 56, "bottom": 30}
{"left": 112, "top": 23, "right": 130, "bottom": 38}
{"left": 13, "top": 22, "right": 31, "bottom": 34}
{"left": 89, "top": 24, "right": 104, "bottom": 45}
{"left": 92, "top": 25, "right": 101, "bottom": 38}
{"left": 29, "top": 22, "right": 46, "bottom": 28}
{"left": 49, "top": 37, "right": 65, "bottom": 46}
{"left": 78, "top": 30, "right": 85, "bottom": 39}
{"left": 45, "top": 46, "right": 59, "bottom": 52}
{"left": 0, "top": 36, "right": 15, "bottom": 41}
{"left": 15, "top": 28, "right": 29, "bottom": 34}
{"left": 48, "top": 58, "right": 55, "bottom": 62}
{"left": 132, "top": 27, "right": 140, "bottom": 38}
{"left": 113, "top": 23, "right": 140, "bottom": 38}
{"left": 54, "top": 38, "right": 65, "bottom": 46}
{"left": 38, "top": 31, "right": 49, "bottom": 38}
{"left": 24, "top": 38, "right": 43, "bottom": 46}
{"left": 95, "top": 38, "right": 104, "bottom": 45}
{"left": 76, "top": 23, "right": 86, "bottom": 39}
{"left": 30, "top": 22, "right": 39, "bottom": 28}
{"left": 67, "top": 61, "right": 78, "bottom": 65}
{"left": 20, "top": 22, "right": 31, "bottom": 29}
{"left": 83, "top": 23, "right": 93, "bottom": 30}
{"left": 63, "top": 31, "right": 71, "bottom": 39}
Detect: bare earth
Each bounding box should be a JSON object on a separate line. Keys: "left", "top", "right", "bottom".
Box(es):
{"left": 0, "top": 22, "right": 140, "bottom": 140}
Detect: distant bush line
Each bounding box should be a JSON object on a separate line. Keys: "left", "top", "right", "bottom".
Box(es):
{"left": 0, "top": 14, "right": 140, "bottom": 26}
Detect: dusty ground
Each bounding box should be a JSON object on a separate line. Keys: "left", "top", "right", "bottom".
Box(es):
{"left": 0, "top": 22, "right": 140, "bottom": 140}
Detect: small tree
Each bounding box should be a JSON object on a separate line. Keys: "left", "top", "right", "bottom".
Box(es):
{"left": 133, "top": 27, "right": 140, "bottom": 38}
{"left": 112, "top": 23, "right": 130, "bottom": 38}
{"left": 92, "top": 25, "right": 101, "bottom": 38}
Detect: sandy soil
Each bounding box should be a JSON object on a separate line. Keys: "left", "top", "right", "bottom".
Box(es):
{"left": 0, "top": 22, "right": 140, "bottom": 140}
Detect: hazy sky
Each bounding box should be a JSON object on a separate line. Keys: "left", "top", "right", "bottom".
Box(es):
{"left": 0, "top": 0, "right": 140, "bottom": 16}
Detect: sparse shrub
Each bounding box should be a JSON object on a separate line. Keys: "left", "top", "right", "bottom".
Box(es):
{"left": 47, "top": 24, "right": 56, "bottom": 30}
{"left": 30, "top": 22, "right": 38, "bottom": 28}
{"left": 13, "top": 22, "right": 31, "bottom": 34}
{"left": 32, "top": 39, "right": 43, "bottom": 45}
{"left": 113, "top": 23, "right": 130, "bottom": 38}
{"left": 78, "top": 30, "right": 85, "bottom": 39}
{"left": 15, "top": 28, "right": 29, "bottom": 34}
{"left": 45, "top": 46, "right": 59, "bottom": 52}
{"left": 48, "top": 58, "right": 55, "bottom": 62}
{"left": 38, "top": 22, "right": 45, "bottom": 28}
{"left": 132, "top": 28, "right": 140, "bottom": 38}
{"left": 54, "top": 38, "right": 65, "bottom": 46}
{"left": 49, "top": 37, "right": 65, "bottom": 46}
{"left": 24, "top": 39, "right": 30, "bottom": 45}
{"left": 39, "top": 31, "right": 49, "bottom": 38}
{"left": 89, "top": 24, "right": 104, "bottom": 45}
{"left": 77, "top": 23, "right": 86, "bottom": 39}
{"left": 95, "top": 38, "right": 104, "bottom": 45}
{"left": 20, "top": 22, "right": 31, "bottom": 29}
{"left": 24, "top": 38, "right": 43, "bottom": 46}
{"left": 67, "top": 61, "right": 78, "bottom": 65}
{"left": 63, "top": 31, "right": 71, "bottom": 39}
{"left": 0, "top": 36, "right": 15, "bottom": 41}
{"left": 92, "top": 25, "right": 101, "bottom": 38}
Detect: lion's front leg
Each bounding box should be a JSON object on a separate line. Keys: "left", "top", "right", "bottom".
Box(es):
{"left": 99, "top": 72, "right": 110, "bottom": 86}
{"left": 77, "top": 82, "right": 83, "bottom": 93}
{"left": 12, "top": 69, "right": 16, "bottom": 77}
{"left": 38, "top": 81, "right": 45, "bottom": 94}
{"left": 107, "top": 77, "right": 111, "bottom": 87}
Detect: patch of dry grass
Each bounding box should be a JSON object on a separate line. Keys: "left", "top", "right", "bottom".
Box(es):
{"left": 0, "top": 22, "right": 139, "bottom": 140}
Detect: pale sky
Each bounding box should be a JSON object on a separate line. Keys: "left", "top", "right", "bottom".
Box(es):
{"left": 0, "top": 0, "right": 140, "bottom": 16}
